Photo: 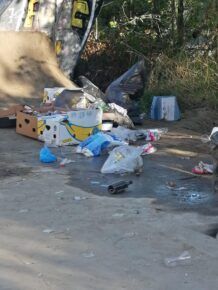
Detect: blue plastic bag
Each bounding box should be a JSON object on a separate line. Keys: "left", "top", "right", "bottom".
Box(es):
{"left": 77, "top": 132, "right": 126, "bottom": 157}
{"left": 77, "top": 133, "right": 110, "bottom": 157}
{"left": 40, "top": 146, "right": 57, "bottom": 163}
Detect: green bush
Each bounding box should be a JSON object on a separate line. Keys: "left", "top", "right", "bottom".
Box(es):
{"left": 141, "top": 53, "right": 218, "bottom": 112}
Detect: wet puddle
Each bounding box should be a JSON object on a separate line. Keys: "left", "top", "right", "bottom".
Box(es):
{"left": 65, "top": 153, "right": 218, "bottom": 215}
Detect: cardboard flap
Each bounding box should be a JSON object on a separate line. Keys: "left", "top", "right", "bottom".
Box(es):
{"left": 0, "top": 105, "right": 24, "bottom": 118}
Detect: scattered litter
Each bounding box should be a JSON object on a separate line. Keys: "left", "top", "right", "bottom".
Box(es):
{"left": 73, "top": 196, "right": 88, "bottom": 201}
{"left": 192, "top": 161, "right": 214, "bottom": 175}
{"left": 82, "top": 251, "right": 95, "bottom": 258}
{"left": 60, "top": 158, "right": 75, "bottom": 167}
{"left": 111, "top": 126, "right": 138, "bottom": 142}
{"left": 55, "top": 190, "right": 64, "bottom": 195}
{"left": 166, "top": 182, "right": 187, "bottom": 191}
{"left": 210, "top": 127, "right": 218, "bottom": 139}
{"left": 173, "top": 187, "right": 187, "bottom": 191}
{"left": 201, "top": 128, "right": 218, "bottom": 147}
{"left": 102, "top": 122, "right": 113, "bottom": 132}
{"left": 40, "top": 146, "right": 57, "bottom": 163}
{"left": 211, "top": 129, "right": 218, "bottom": 148}
{"left": 166, "top": 181, "right": 177, "bottom": 188}
{"left": 24, "top": 261, "right": 32, "bottom": 265}
{"left": 77, "top": 132, "right": 126, "bottom": 157}
{"left": 200, "top": 134, "right": 211, "bottom": 144}
{"left": 133, "top": 209, "right": 140, "bottom": 215}
{"left": 102, "top": 111, "right": 134, "bottom": 129}
{"left": 189, "top": 192, "right": 200, "bottom": 200}
{"left": 43, "top": 229, "right": 54, "bottom": 234}
{"left": 180, "top": 156, "right": 191, "bottom": 160}
{"left": 18, "top": 209, "right": 29, "bottom": 213}
{"left": 108, "top": 181, "right": 133, "bottom": 194}
{"left": 164, "top": 251, "right": 191, "bottom": 267}
{"left": 123, "top": 232, "right": 138, "bottom": 238}
{"left": 100, "top": 184, "right": 108, "bottom": 188}
{"left": 112, "top": 213, "right": 125, "bottom": 218}
{"left": 57, "top": 196, "right": 64, "bottom": 200}
{"left": 108, "top": 103, "right": 128, "bottom": 117}
{"left": 91, "top": 181, "right": 100, "bottom": 185}
{"left": 157, "top": 128, "right": 169, "bottom": 134}
{"left": 111, "top": 126, "right": 165, "bottom": 143}
{"left": 140, "top": 143, "right": 157, "bottom": 155}
{"left": 101, "top": 145, "right": 143, "bottom": 174}
{"left": 144, "top": 130, "right": 160, "bottom": 142}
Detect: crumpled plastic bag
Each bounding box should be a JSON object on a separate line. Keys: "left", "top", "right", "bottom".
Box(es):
{"left": 211, "top": 131, "right": 218, "bottom": 148}
{"left": 201, "top": 128, "right": 218, "bottom": 148}
{"left": 140, "top": 143, "right": 157, "bottom": 155}
{"left": 40, "top": 146, "right": 57, "bottom": 163}
{"left": 108, "top": 103, "right": 128, "bottom": 116}
{"left": 111, "top": 126, "right": 139, "bottom": 142}
{"left": 101, "top": 145, "right": 143, "bottom": 174}
{"left": 77, "top": 132, "right": 127, "bottom": 157}
{"left": 105, "top": 60, "right": 146, "bottom": 110}
{"left": 192, "top": 161, "right": 214, "bottom": 175}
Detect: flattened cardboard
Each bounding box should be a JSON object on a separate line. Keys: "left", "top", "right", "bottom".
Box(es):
{"left": 0, "top": 105, "right": 24, "bottom": 118}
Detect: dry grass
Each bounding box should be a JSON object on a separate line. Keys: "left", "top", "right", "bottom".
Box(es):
{"left": 144, "top": 54, "right": 218, "bottom": 111}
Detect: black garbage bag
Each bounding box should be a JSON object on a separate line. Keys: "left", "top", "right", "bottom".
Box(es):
{"left": 105, "top": 60, "right": 146, "bottom": 110}
{"left": 105, "top": 60, "right": 146, "bottom": 125}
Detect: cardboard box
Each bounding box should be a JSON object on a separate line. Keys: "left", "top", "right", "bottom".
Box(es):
{"left": 43, "top": 87, "right": 83, "bottom": 104}
{"left": 0, "top": 105, "right": 24, "bottom": 118}
{"left": 16, "top": 111, "right": 54, "bottom": 139}
{"left": 16, "top": 109, "right": 103, "bottom": 146}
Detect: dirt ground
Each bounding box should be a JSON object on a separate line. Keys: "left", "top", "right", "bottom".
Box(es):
{"left": 0, "top": 31, "right": 75, "bottom": 107}
{"left": 0, "top": 120, "right": 218, "bottom": 290}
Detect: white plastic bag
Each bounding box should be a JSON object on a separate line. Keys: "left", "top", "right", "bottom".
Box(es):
{"left": 101, "top": 145, "right": 143, "bottom": 174}
{"left": 111, "top": 126, "right": 138, "bottom": 142}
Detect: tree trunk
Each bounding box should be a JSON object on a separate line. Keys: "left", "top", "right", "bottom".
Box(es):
{"left": 153, "top": 0, "right": 160, "bottom": 14}
{"left": 177, "top": 0, "right": 184, "bottom": 46}
{"left": 171, "top": 0, "right": 176, "bottom": 47}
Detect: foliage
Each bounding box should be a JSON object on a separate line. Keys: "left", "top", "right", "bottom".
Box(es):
{"left": 78, "top": 0, "right": 218, "bottom": 110}
{"left": 98, "top": 0, "right": 217, "bottom": 55}
{"left": 142, "top": 53, "right": 218, "bottom": 110}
